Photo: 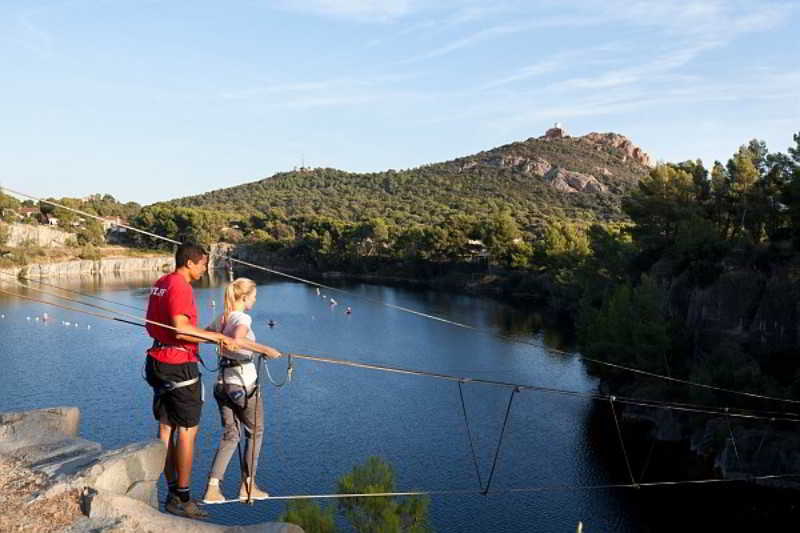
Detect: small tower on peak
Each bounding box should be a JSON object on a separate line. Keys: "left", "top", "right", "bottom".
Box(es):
{"left": 544, "top": 122, "right": 567, "bottom": 139}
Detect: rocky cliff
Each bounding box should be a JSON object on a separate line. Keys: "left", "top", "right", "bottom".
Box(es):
{"left": 618, "top": 257, "right": 800, "bottom": 483}
{"left": 0, "top": 256, "right": 173, "bottom": 285}
{"left": 3, "top": 223, "right": 74, "bottom": 247}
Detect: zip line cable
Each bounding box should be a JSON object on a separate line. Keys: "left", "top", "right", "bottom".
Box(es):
{"left": 6, "top": 186, "right": 800, "bottom": 409}
{"left": 1, "top": 283, "right": 799, "bottom": 424}
{"left": 3, "top": 284, "right": 800, "bottom": 501}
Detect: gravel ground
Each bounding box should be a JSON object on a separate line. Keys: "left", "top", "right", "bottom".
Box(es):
{"left": 0, "top": 455, "right": 82, "bottom": 533}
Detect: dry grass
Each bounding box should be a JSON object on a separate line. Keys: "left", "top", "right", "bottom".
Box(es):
{"left": 0, "top": 456, "right": 82, "bottom": 533}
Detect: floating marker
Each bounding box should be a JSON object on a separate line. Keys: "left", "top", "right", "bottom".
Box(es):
{"left": 26, "top": 316, "right": 31, "bottom": 321}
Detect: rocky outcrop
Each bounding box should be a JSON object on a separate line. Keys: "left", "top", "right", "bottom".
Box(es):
{"left": 544, "top": 167, "right": 608, "bottom": 194}
{"left": 580, "top": 132, "right": 654, "bottom": 167}
{"left": 0, "top": 256, "right": 173, "bottom": 285}
{"left": 483, "top": 155, "right": 552, "bottom": 176}
{"left": 3, "top": 223, "right": 74, "bottom": 247}
{"left": 0, "top": 407, "right": 303, "bottom": 532}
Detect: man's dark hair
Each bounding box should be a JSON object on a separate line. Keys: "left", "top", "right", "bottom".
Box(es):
{"left": 175, "top": 242, "right": 207, "bottom": 268}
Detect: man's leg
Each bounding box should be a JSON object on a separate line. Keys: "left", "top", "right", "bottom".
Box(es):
{"left": 158, "top": 422, "right": 177, "bottom": 495}
{"left": 175, "top": 425, "right": 198, "bottom": 488}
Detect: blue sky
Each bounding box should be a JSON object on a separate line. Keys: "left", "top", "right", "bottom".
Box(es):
{"left": 1, "top": 0, "right": 798, "bottom": 205}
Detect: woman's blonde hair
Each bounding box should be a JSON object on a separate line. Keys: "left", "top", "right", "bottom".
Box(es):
{"left": 223, "top": 277, "right": 257, "bottom": 323}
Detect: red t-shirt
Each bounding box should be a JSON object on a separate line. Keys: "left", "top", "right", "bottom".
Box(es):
{"left": 145, "top": 272, "right": 198, "bottom": 364}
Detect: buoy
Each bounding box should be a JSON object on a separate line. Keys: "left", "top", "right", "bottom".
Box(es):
{"left": 64, "top": 321, "right": 71, "bottom": 326}
{"left": 42, "top": 312, "right": 49, "bottom": 321}
{"left": 346, "top": 307, "right": 352, "bottom": 315}
{"left": 35, "top": 317, "right": 40, "bottom": 321}
{"left": 0, "top": 314, "right": 4, "bottom": 319}
{"left": 26, "top": 316, "right": 31, "bottom": 321}
{"left": 87, "top": 325, "right": 91, "bottom": 329}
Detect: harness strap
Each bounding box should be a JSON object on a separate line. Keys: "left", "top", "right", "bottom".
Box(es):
{"left": 160, "top": 375, "right": 200, "bottom": 392}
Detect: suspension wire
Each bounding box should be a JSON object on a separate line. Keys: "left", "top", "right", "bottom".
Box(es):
{"left": 201, "top": 472, "right": 800, "bottom": 502}
{"left": 2, "top": 282, "right": 800, "bottom": 425}
{"left": 2, "top": 271, "right": 148, "bottom": 319}
{"left": 5, "top": 186, "right": 800, "bottom": 408}
{"left": 609, "top": 396, "right": 638, "bottom": 488}
{"left": 15, "top": 272, "right": 146, "bottom": 311}
{"left": 638, "top": 437, "right": 657, "bottom": 482}
{"left": 457, "top": 381, "right": 484, "bottom": 491}
{"left": 753, "top": 419, "right": 773, "bottom": 464}
{"left": 482, "top": 387, "right": 518, "bottom": 495}
{"left": 726, "top": 409, "right": 742, "bottom": 466}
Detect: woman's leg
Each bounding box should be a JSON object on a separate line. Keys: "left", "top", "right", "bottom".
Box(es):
{"left": 239, "top": 390, "right": 264, "bottom": 479}
{"left": 209, "top": 393, "right": 240, "bottom": 481}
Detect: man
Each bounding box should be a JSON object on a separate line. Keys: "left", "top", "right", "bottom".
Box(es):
{"left": 145, "top": 242, "right": 237, "bottom": 519}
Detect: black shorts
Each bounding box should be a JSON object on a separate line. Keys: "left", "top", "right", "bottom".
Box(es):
{"left": 145, "top": 356, "right": 203, "bottom": 428}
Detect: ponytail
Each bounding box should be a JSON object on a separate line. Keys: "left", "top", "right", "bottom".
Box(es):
{"left": 223, "top": 277, "right": 257, "bottom": 324}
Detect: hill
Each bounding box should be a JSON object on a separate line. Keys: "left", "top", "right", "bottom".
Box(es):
{"left": 161, "top": 127, "right": 653, "bottom": 234}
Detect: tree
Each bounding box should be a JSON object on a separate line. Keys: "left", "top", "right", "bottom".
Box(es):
{"left": 281, "top": 457, "right": 431, "bottom": 533}
{"left": 282, "top": 499, "right": 336, "bottom": 533}
{"left": 623, "top": 164, "right": 702, "bottom": 254}
{"left": 337, "top": 457, "right": 430, "bottom": 533}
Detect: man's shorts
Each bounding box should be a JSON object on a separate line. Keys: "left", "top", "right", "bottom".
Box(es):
{"left": 145, "top": 356, "right": 203, "bottom": 428}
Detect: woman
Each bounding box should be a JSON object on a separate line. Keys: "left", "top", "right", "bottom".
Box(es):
{"left": 203, "top": 277, "right": 282, "bottom": 503}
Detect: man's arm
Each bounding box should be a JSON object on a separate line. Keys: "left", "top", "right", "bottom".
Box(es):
{"left": 174, "top": 314, "right": 238, "bottom": 350}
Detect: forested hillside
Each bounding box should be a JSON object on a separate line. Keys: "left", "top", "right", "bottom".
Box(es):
{"left": 161, "top": 131, "right": 652, "bottom": 234}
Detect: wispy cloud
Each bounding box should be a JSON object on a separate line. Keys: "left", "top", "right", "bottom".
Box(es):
{"left": 270, "top": 0, "right": 416, "bottom": 21}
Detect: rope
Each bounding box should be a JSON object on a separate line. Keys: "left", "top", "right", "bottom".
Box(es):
{"left": 5, "top": 186, "right": 800, "bottom": 408}
{"left": 609, "top": 396, "right": 638, "bottom": 488}
{"left": 457, "top": 381, "right": 484, "bottom": 491}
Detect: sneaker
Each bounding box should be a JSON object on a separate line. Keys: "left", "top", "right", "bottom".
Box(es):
{"left": 203, "top": 479, "right": 226, "bottom": 504}
{"left": 239, "top": 477, "right": 269, "bottom": 501}
{"left": 165, "top": 494, "right": 210, "bottom": 519}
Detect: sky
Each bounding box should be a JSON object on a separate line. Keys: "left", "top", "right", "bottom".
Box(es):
{"left": 1, "top": 0, "right": 798, "bottom": 206}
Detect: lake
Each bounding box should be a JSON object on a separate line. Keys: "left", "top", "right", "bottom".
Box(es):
{"left": 1, "top": 270, "right": 786, "bottom": 531}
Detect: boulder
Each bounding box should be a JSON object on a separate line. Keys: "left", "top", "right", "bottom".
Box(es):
{"left": 544, "top": 168, "right": 608, "bottom": 194}
{"left": 39, "top": 440, "right": 166, "bottom": 508}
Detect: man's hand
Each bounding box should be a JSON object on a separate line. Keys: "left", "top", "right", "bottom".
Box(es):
{"left": 220, "top": 335, "right": 239, "bottom": 352}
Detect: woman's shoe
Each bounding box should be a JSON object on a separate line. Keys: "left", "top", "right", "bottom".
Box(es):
{"left": 203, "top": 479, "right": 226, "bottom": 504}
{"left": 240, "top": 477, "right": 269, "bottom": 501}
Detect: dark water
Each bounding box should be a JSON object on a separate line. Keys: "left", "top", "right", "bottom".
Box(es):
{"left": 1, "top": 272, "right": 792, "bottom": 531}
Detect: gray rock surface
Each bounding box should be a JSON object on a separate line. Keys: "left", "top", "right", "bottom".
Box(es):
{"left": 1, "top": 407, "right": 303, "bottom": 532}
